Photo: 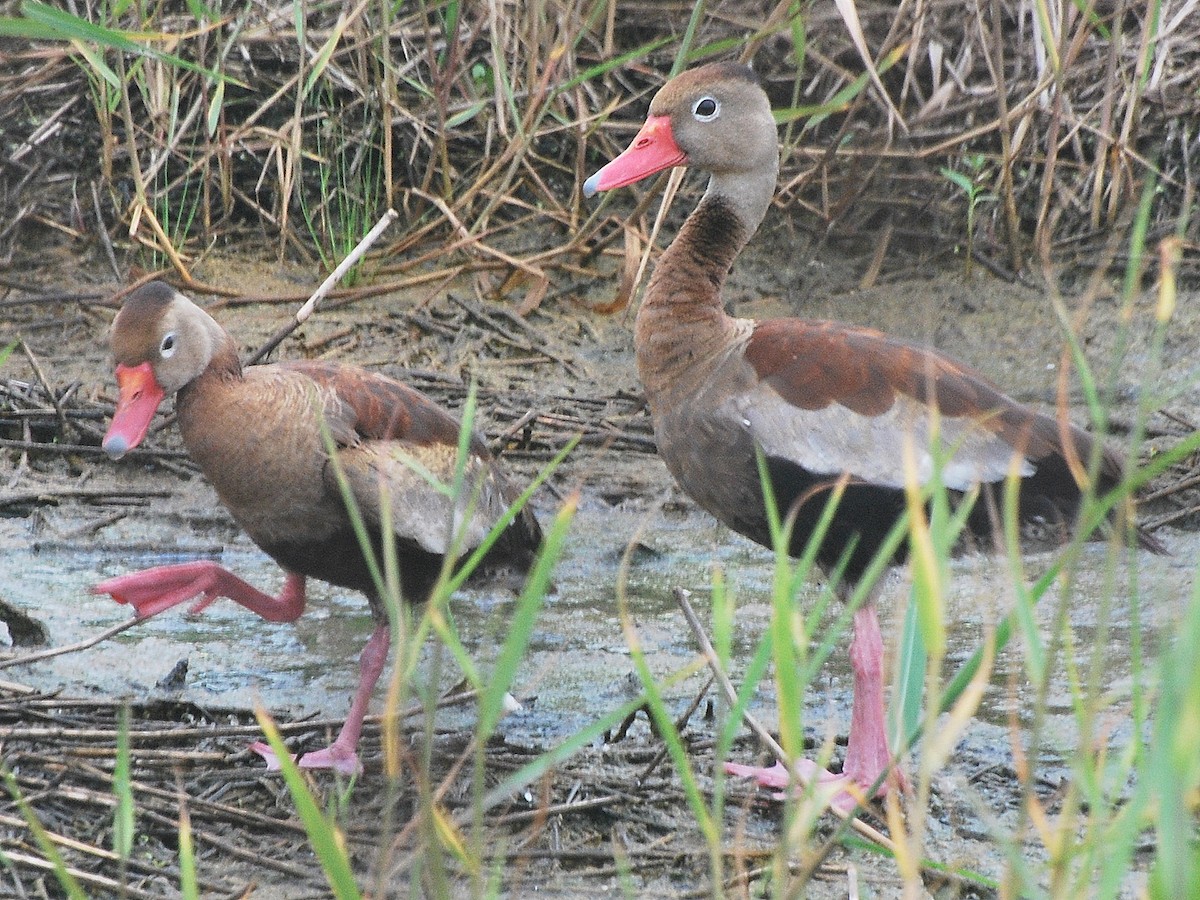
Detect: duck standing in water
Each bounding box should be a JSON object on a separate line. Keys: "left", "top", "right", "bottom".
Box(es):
{"left": 95, "top": 281, "right": 542, "bottom": 774}
{"left": 584, "top": 62, "right": 1157, "bottom": 805}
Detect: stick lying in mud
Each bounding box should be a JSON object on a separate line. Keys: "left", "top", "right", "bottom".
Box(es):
{"left": 0, "top": 617, "right": 141, "bottom": 671}
{"left": 0, "top": 685, "right": 491, "bottom": 743}
{"left": 245, "top": 208, "right": 399, "bottom": 365}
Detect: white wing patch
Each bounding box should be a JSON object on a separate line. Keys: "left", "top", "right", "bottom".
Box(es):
{"left": 733, "top": 383, "right": 1035, "bottom": 490}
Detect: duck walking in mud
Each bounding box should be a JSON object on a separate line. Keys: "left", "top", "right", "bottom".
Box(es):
{"left": 95, "top": 281, "right": 542, "bottom": 774}
{"left": 584, "top": 62, "right": 1161, "bottom": 808}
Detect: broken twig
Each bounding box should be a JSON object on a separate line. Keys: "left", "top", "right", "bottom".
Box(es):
{"left": 245, "top": 208, "right": 400, "bottom": 365}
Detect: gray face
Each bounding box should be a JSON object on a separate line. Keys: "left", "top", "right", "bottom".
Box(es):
{"left": 110, "top": 282, "right": 220, "bottom": 396}
{"left": 647, "top": 63, "right": 778, "bottom": 179}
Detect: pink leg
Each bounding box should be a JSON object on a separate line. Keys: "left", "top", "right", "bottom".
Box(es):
{"left": 93, "top": 561, "right": 307, "bottom": 623}
{"left": 251, "top": 623, "right": 390, "bottom": 776}
{"left": 725, "top": 603, "right": 905, "bottom": 812}
{"left": 842, "top": 604, "right": 907, "bottom": 795}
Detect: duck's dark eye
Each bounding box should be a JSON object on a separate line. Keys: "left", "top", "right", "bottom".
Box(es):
{"left": 160, "top": 332, "right": 177, "bottom": 358}
{"left": 692, "top": 96, "right": 720, "bottom": 121}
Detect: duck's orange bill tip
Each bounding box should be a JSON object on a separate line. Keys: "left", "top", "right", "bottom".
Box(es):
{"left": 102, "top": 361, "right": 165, "bottom": 460}
{"left": 583, "top": 115, "right": 686, "bottom": 197}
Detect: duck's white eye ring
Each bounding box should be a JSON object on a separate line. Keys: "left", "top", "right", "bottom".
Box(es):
{"left": 160, "top": 332, "right": 177, "bottom": 358}
{"left": 692, "top": 96, "right": 720, "bottom": 121}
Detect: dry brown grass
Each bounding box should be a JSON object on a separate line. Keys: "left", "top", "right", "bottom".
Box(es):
{"left": 1, "top": 0, "right": 1195, "bottom": 289}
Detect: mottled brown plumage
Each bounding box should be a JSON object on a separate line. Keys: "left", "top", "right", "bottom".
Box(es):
{"left": 95, "top": 281, "right": 541, "bottom": 772}
{"left": 585, "top": 62, "right": 1159, "bottom": 808}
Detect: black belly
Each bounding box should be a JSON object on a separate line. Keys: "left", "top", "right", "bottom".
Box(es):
{"left": 724, "top": 451, "right": 1095, "bottom": 585}
{"left": 262, "top": 525, "right": 444, "bottom": 608}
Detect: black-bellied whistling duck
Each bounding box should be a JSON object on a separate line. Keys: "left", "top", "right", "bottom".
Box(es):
{"left": 584, "top": 62, "right": 1159, "bottom": 807}
{"left": 95, "top": 281, "right": 542, "bottom": 774}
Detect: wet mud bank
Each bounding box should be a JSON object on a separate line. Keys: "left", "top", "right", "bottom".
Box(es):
{"left": 2, "top": 233, "right": 1199, "bottom": 895}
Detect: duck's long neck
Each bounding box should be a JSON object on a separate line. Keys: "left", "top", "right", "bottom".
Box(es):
{"left": 175, "top": 328, "right": 243, "bottom": 434}
{"left": 635, "top": 168, "right": 774, "bottom": 401}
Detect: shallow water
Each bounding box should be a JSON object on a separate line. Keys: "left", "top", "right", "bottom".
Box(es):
{"left": 1, "top": 487, "right": 1193, "bottom": 785}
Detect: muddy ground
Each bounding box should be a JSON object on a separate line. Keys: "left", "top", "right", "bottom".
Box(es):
{"left": 2, "top": 210, "right": 1199, "bottom": 897}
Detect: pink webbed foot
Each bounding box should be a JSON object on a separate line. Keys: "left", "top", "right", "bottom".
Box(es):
{"left": 725, "top": 759, "right": 875, "bottom": 815}
{"left": 725, "top": 604, "right": 909, "bottom": 813}
{"left": 249, "top": 740, "right": 288, "bottom": 771}
{"left": 298, "top": 744, "right": 361, "bottom": 775}
{"left": 249, "top": 740, "right": 361, "bottom": 776}
{"left": 245, "top": 626, "right": 388, "bottom": 778}
{"left": 93, "top": 561, "right": 230, "bottom": 618}
{"left": 92, "top": 562, "right": 306, "bottom": 622}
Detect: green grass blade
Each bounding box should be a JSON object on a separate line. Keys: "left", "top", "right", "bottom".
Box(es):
{"left": 1004, "top": 470, "right": 1045, "bottom": 683}
{"left": 721, "top": 619, "right": 780, "bottom": 756}
{"left": 801, "top": 514, "right": 907, "bottom": 687}
{"left": 421, "top": 596, "right": 481, "bottom": 689}
{"left": 0, "top": 16, "right": 65, "bottom": 38}
{"left": 22, "top": 0, "right": 153, "bottom": 51}
{"left": 302, "top": 16, "right": 347, "bottom": 100}
{"left": 206, "top": 77, "right": 224, "bottom": 137}
{"left": 254, "top": 708, "right": 363, "bottom": 900}
{"left": 375, "top": 452, "right": 406, "bottom": 643}
{"left": 1135, "top": 0, "right": 1164, "bottom": 92}
{"left": 316, "top": 410, "right": 386, "bottom": 599}
{"left": 446, "top": 434, "right": 579, "bottom": 595}
{"left": 670, "top": 0, "right": 707, "bottom": 78}
{"left": 556, "top": 36, "right": 674, "bottom": 96}
{"left": 789, "top": 1, "right": 806, "bottom": 71}
{"left": 177, "top": 794, "right": 199, "bottom": 900}
{"left": 891, "top": 591, "right": 926, "bottom": 752}
{"left": 774, "top": 44, "right": 906, "bottom": 128}
{"left": 19, "top": 0, "right": 241, "bottom": 85}
{"left": 446, "top": 99, "right": 488, "bottom": 129}
{"left": 183, "top": 0, "right": 215, "bottom": 22}
{"left": 112, "top": 706, "right": 135, "bottom": 860}
{"left": 69, "top": 38, "right": 122, "bottom": 89}
{"left": 2, "top": 768, "right": 87, "bottom": 900}
{"left": 622, "top": 649, "right": 716, "bottom": 846}
{"left": 476, "top": 495, "right": 576, "bottom": 738}
{"left": 940, "top": 167, "right": 977, "bottom": 196}
{"left": 1121, "top": 165, "right": 1159, "bottom": 302}
{"left": 1146, "top": 569, "right": 1200, "bottom": 896}
{"left": 477, "top": 691, "right": 658, "bottom": 815}
{"left": 754, "top": 449, "right": 851, "bottom": 771}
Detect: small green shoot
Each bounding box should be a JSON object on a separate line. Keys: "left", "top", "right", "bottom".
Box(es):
{"left": 940, "top": 154, "right": 997, "bottom": 279}
{"left": 177, "top": 794, "right": 199, "bottom": 900}
{"left": 112, "top": 705, "right": 135, "bottom": 864}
